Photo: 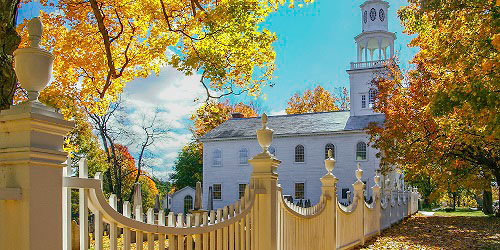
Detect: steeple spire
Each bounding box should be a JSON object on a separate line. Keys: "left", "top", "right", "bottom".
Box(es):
{"left": 346, "top": 0, "right": 397, "bottom": 117}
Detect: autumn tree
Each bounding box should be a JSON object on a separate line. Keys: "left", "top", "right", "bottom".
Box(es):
{"left": 191, "top": 100, "right": 259, "bottom": 138}
{"left": 170, "top": 141, "right": 203, "bottom": 191}
{"left": 368, "top": 0, "right": 499, "bottom": 214}
{"left": 113, "top": 144, "right": 159, "bottom": 210}
{"left": 3, "top": 0, "right": 316, "bottom": 114}
{"left": 285, "top": 85, "right": 349, "bottom": 114}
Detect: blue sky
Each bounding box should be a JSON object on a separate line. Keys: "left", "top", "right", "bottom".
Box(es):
{"left": 17, "top": 0, "right": 417, "bottom": 180}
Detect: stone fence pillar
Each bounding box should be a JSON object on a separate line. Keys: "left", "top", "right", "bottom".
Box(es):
{"left": 0, "top": 17, "right": 74, "bottom": 250}
{"left": 248, "top": 114, "right": 280, "bottom": 250}
{"left": 353, "top": 163, "right": 365, "bottom": 245}
{"left": 320, "top": 149, "right": 338, "bottom": 249}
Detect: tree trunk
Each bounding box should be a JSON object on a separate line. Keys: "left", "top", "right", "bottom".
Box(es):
{"left": 452, "top": 192, "right": 457, "bottom": 211}
{"left": 0, "top": 0, "right": 21, "bottom": 110}
{"left": 483, "top": 189, "right": 493, "bottom": 215}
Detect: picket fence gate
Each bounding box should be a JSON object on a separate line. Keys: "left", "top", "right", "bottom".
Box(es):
{"left": 62, "top": 115, "right": 419, "bottom": 250}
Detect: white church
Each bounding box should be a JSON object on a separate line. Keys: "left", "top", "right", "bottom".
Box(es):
{"left": 200, "top": 0, "right": 401, "bottom": 209}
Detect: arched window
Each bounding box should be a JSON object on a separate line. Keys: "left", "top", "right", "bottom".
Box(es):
{"left": 268, "top": 146, "right": 276, "bottom": 156}
{"left": 239, "top": 148, "right": 248, "bottom": 165}
{"left": 184, "top": 195, "right": 193, "bottom": 214}
{"left": 295, "top": 145, "right": 305, "bottom": 163}
{"left": 325, "top": 143, "right": 335, "bottom": 159}
{"left": 356, "top": 142, "right": 367, "bottom": 161}
{"left": 369, "top": 88, "right": 377, "bottom": 106}
{"left": 213, "top": 149, "right": 222, "bottom": 166}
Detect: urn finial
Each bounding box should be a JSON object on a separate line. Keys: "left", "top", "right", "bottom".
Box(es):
{"left": 374, "top": 174, "right": 380, "bottom": 187}
{"left": 256, "top": 113, "right": 273, "bottom": 153}
{"left": 355, "top": 163, "right": 363, "bottom": 182}
{"left": 28, "top": 17, "right": 43, "bottom": 48}
{"left": 324, "top": 149, "right": 335, "bottom": 174}
{"left": 13, "top": 17, "right": 53, "bottom": 103}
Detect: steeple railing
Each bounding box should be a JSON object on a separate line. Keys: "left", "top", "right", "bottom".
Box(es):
{"left": 350, "top": 58, "right": 393, "bottom": 70}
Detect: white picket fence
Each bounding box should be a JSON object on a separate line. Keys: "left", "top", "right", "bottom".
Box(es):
{"left": 62, "top": 115, "right": 419, "bottom": 250}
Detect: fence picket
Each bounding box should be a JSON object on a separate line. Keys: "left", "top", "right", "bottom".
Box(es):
{"left": 203, "top": 212, "right": 209, "bottom": 250}
{"left": 78, "top": 159, "right": 89, "bottom": 250}
{"left": 108, "top": 195, "right": 118, "bottom": 250}
{"left": 217, "top": 208, "right": 223, "bottom": 250}
{"left": 210, "top": 210, "right": 216, "bottom": 250}
{"left": 135, "top": 205, "right": 143, "bottom": 250}
{"left": 146, "top": 208, "right": 154, "bottom": 250}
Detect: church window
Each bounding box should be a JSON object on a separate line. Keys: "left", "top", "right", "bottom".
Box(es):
{"left": 370, "top": 8, "right": 376, "bottom": 21}
{"left": 295, "top": 145, "right": 305, "bottom": 162}
{"left": 356, "top": 142, "right": 367, "bottom": 161}
{"left": 363, "top": 10, "right": 367, "bottom": 24}
{"left": 325, "top": 143, "right": 335, "bottom": 159}
{"left": 295, "top": 183, "right": 305, "bottom": 199}
{"left": 379, "top": 9, "right": 385, "bottom": 22}
{"left": 184, "top": 195, "right": 193, "bottom": 214}
{"left": 239, "top": 184, "right": 247, "bottom": 199}
{"left": 213, "top": 184, "right": 222, "bottom": 200}
{"left": 239, "top": 148, "right": 248, "bottom": 165}
{"left": 342, "top": 188, "right": 349, "bottom": 199}
{"left": 369, "top": 89, "right": 377, "bottom": 106}
{"left": 268, "top": 146, "right": 276, "bottom": 156}
{"left": 213, "top": 149, "right": 222, "bottom": 167}
{"left": 361, "top": 95, "right": 366, "bottom": 109}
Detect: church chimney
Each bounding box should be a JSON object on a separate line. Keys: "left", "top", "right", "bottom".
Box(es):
{"left": 231, "top": 112, "right": 244, "bottom": 119}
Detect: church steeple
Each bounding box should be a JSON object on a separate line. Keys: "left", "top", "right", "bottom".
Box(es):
{"left": 346, "top": 0, "right": 397, "bottom": 117}
{"left": 354, "top": 0, "right": 396, "bottom": 64}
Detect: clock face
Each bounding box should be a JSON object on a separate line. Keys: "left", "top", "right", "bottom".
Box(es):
{"left": 370, "top": 8, "right": 376, "bottom": 21}
{"left": 363, "top": 11, "right": 367, "bottom": 23}
{"left": 379, "top": 9, "right": 385, "bottom": 21}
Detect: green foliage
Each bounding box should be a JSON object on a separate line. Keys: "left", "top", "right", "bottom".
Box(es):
{"left": 170, "top": 141, "right": 203, "bottom": 191}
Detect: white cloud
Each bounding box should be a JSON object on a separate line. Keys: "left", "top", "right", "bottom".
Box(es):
{"left": 120, "top": 66, "right": 205, "bottom": 180}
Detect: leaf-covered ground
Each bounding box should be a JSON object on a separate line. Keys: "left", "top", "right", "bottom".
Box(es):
{"left": 358, "top": 214, "right": 500, "bottom": 250}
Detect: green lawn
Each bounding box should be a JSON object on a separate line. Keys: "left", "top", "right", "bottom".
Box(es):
{"left": 431, "top": 208, "right": 489, "bottom": 217}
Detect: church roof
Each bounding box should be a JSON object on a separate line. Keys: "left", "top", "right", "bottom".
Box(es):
{"left": 200, "top": 111, "right": 385, "bottom": 141}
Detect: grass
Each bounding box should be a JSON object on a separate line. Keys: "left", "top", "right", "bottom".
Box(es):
{"left": 432, "top": 208, "right": 488, "bottom": 217}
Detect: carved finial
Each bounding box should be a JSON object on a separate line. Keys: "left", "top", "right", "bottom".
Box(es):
{"left": 355, "top": 163, "right": 363, "bottom": 182}
{"left": 256, "top": 113, "right": 273, "bottom": 153}
{"left": 324, "top": 149, "right": 335, "bottom": 174}
{"left": 374, "top": 174, "right": 380, "bottom": 187}
{"left": 28, "top": 17, "right": 43, "bottom": 48}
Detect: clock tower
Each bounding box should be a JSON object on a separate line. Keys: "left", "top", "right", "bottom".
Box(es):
{"left": 347, "top": 0, "right": 396, "bottom": 116}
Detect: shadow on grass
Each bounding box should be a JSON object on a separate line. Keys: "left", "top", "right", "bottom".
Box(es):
{"left": 359, "top": 215, "right": 500, "bottom": 250}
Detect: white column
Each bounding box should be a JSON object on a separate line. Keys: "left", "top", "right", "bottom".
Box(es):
{"left": 364, "top": 40, "right": 368, "bottom": 62}
{"left": 357, "top": 43, "right": 362, "bottom": 62}
{"left": 377, "top": 38, "right": 382, "bottom": 60}
{"left": 390, "top": 40, "right": 395, "bottom": 58}
{"left": 0, "top": 103, "right": 74, "bottom": 250}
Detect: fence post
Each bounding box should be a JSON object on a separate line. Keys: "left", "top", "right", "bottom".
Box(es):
{"left": 353, "top": 163, "right": 365, "bottom": 245}
{"left": 320, "top": 149, "right": 337, "bottom": 249}
{"left": 372, "top": 174, "right": 381, "bottom": 235}
{"left": 0, "top": 17, "right": 74, "bottom": 250}
{"left": 248, "top": 114, "right": 281, "bottom": 250}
